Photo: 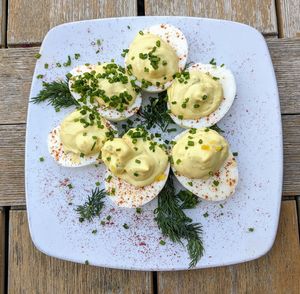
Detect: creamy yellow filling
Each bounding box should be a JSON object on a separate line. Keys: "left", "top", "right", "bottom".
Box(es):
{"left": 60, "top": 109, "right": 112, "bottom": 156}
{"left": 168, "top": 71, "right": 223, "bottom": 119}
{"left": 126, "top": 34, "right": 179, "bottom": 87}
{"left": 172, "top": 128, "right": 229, "bottom": 179}
{"left": 102, "top": 128, "right": 168, "bottom": 187}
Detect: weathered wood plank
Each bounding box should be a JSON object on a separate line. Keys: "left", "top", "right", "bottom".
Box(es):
{"left": 282, "top": 115, "right": 300, "bottom": 195}
{"left": 0, "top": 114, "right": 297, "bottom": 205}
{"left": 0, "top": 209, "right": 5, "bottom": 294}
{"left": 0, "top": 125, "right": 25, "bottom": 206}
{"left": 157, "top": 201, "right": 300, "bottom": 294}
{"left": 8, "top": 210, "right": 153, "bottom": 294}
{"left": 7, "top": 0, "right": 137, "bottom": 46}
{"left": 145, "top": 0, "right": 277, "bottom": 35}
{"left": 267, "top": 38, "right": 300, "bottom": 114}
{"left": 0, "top": 39, "right": 299, "bottom": 125}
{"left": 0, "top": 47, "right": 39, "bottom": 124}
{"left": 277, "top": 0, "right": 300, "bottom": 38}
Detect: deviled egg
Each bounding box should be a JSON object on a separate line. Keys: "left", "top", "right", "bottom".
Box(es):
{"left": 167, "top": 63, "right": 236, "bottom": 128}
{"left": 48, "top": 106, "right": 117, "bottom": 167}
{"left": 171, "top": 128, "right": 238, "bottom": 201}
{"left": 125, "top": 24, "right": 188, "bottom": 93}
{"left": 68, "top": 62, "right": 142, "bottom": 121}
{"left": 101, "top": 127, "right": 170, "bottom": 207}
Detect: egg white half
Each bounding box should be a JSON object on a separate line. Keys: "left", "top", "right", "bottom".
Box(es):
{"left": 171, "top": 130, "right": 238, "bottom": 201}
{"left": 104, "top": 163, "right": 170, "bottom": 208}
{"left": 68, "top": 65, "right": 142, "bottom": 121}
{"left": 168, "top": 63, "right": 236, "bottom": 128}
{"left": 48, "top": 121, "right": 117, "bottom": 168}
{"left": 126, "top": 24, "right": 188, "bottom": 93}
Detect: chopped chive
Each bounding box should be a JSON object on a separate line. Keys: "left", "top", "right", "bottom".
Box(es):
{"left": 213, "top": 180, "right": 219, "bottom": 187}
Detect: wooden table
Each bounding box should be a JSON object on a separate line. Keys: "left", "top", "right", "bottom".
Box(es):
{"left": 0, "top": 0, "right": 299, "bottom": 293}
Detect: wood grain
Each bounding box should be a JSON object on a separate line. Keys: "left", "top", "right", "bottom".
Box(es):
{"left": 277, "top": 0, "right": 300, "bottom": 37}
{"left": 7, "top": 0, "right": 137, "bottom": 46}
{"left": 0, "top": 115, "right": 298, "bottom": 205}
{"left": 0, "top": 209, "right": 5, "bottom": 294}
{"left": 0, "top": 125, "right": 25, "bottom": 206}
{"left": 282, "top": 115, "right": 300, "bottom": 195}
{"left": 145, "top": 0, "right": 277, "bottom": 35}
{"left": 157, "top": 201, "right": 300, "bottom": 294}
{"left": 8, "top": 210, "right": 153, "bottom": 294}
{"left": 267, "top": 38, "right": 300, "bottom": 114}
{"left": 0, "top": 47, "right": 39, "bottom": 124}
{"left": 0, "top": 39, "right": 299, "bottom": 125}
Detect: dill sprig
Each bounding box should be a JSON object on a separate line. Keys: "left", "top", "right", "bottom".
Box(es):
{"left": 177, "top": 190, "right": 200, "bottom": 209}
{"left": 31, "top": 80, "right": 79, "bottom": 111}
{"left": 75, "top": 188, "right": 106, "bottom": 222}
{"left": 138, "top": 92, "right": 173, "bottom": 131}
{"left": 154, "top": 175, "right": 204, "bottom": 268}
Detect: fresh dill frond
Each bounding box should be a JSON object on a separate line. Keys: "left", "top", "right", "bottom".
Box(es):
{"left": 31, "top": 80, "right": 79, "bottom": 111}
{"left": 154, "top": 175, "right": 204, "bottom": 268}
{"left": 138, "top": 92, "right": 173, "bottom": 131}
{"left": 75, "top": 188, "right": 106, "bottom": 222}
{"left": 210, "top": 124, "right": 224, "bottom": 133}
{"left": 177, "top": 190, "right": 200, "bottom": 209}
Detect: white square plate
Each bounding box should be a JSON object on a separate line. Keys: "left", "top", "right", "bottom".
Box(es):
{"left": 26, "top": 16, "right": 282, "bottom": 271}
